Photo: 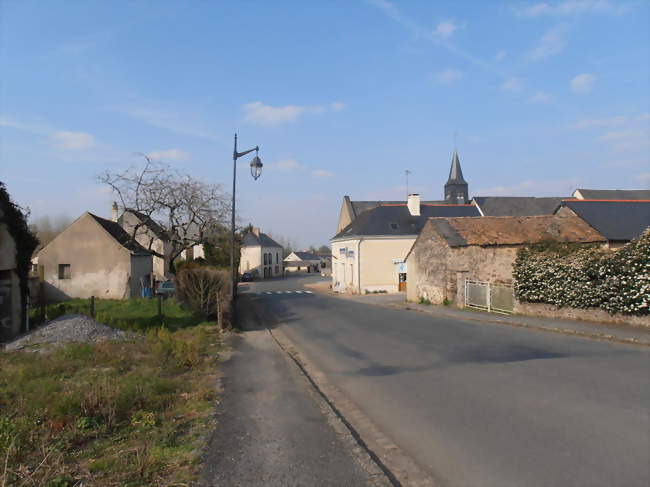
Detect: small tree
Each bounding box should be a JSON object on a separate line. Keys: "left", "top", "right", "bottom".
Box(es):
{"left": 98, "top": 156, "right": 230, "bottom": 272}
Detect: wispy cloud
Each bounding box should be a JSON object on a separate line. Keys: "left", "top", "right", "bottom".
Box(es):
{"left": 243, "top": 101, "right": 342, "bottom": 127}
{"left": 529, "top": 27, "right": 565, "bottom": 60}
{"left": 475, "top": 178, "right": 580, "bottom": 196}
{"left": 0, "top": 116, "right": 49, "bottom": 135}
{"left": 501, "top": 77, "right": 523, "bottom": 92}
{"left": 572, "top": 115, "right": 627, "bottom": 129}
{"left": 310, "top": 169, "right": 334, "bottom": 179}
{"left": 636, "top": 172, "right": 650, "bottom": 186}
{"left": 266, "top": 158, "right": 334, "bottom": 179}
{"left": 570, "top": 73, "right": 595, "bottom": 93}
{"left": 146, "top": 148, "right": 190, "bottom": 162}
{"left": 495, "top": 50, "right": 508, "bottom": 61}
{"left": 529, "top": 91, "right": 553, "bottom": 103}
{"left": 514, "top": 0, "right": 632, "bottom": 18}
{"left": 120, "top": 106, "right": 219, "bottom": 139}
{"left": 51, "top": 131, "right": 95, "bottom": 150}
{"left": 434, "top": 19, "right": 463, "bottom": 38}
{"left": 591, "top": 113, "right": 650, "bottom": 154}
{"left": 433, "top": 68, "right": 463, "bottom": 85}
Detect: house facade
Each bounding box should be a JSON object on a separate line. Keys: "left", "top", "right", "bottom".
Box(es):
{"left": 405, "top": 215, "right": 606, "bottom": 305}
{"left": 284, "top": 251, "right": 321, "bottom": 273}
{"left": 238, "top": 227, "right": 284, "bottom": 279}
{"left": 37, "top": 212, "right": 153, "bottom": 300}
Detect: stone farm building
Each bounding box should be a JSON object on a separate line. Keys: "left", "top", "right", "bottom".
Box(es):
{"left": 37, "top": 212, "right": 153, "bottom": 300}
{"left": 405, "top": 215, "right": 606, "bottom": 305}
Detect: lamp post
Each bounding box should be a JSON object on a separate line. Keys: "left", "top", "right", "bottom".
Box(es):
{"left": 230, "top": 133, "right": 263, "bottom": 306}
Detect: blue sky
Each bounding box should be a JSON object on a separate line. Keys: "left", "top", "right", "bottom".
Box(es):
{"left": 1, "top": 0, "right": 648, "bottom": 247}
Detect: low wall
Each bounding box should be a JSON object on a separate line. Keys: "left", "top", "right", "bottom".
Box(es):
{"left": 513, "top": 301, "right": 650, "bottom": 328}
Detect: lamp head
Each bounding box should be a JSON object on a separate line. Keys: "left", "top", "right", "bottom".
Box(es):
{"left": 250, "top": 151, "right": 263, "bottom": 180}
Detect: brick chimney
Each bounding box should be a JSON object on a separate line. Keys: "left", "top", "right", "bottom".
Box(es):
{"left": 111, "top": 202, "right": 118, "bottom": 222}
{"left": 407, "top": 194, "right": 421, "bottom": 216}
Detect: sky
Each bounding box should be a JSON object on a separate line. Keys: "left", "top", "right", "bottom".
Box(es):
{"left": 1, "top": 0, "right": 649, "bottom": 248}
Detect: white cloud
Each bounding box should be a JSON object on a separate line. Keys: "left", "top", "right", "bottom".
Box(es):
{"left": 122, "top": 106, "right": 218, "bottom": 139}
{"left": 501, "top": 77, "right": 523, "bottom": 92}
{"left": 434, "top": 19, "right": 462, "bottom": 38}
{"left": 475, "top": 178, "right": 580, "bottom": 196}
{"left": 243, "top": 101, "right": 327, "bottom": 126}
{"left": 599, "top": 129, "right": 645, "bottom": 142}
{"left": 331, "top": 101, "right": 347, "bottom": 111}
{"left": 515, "top": 0, "right": 631, "bottom": 17}
{"left": 572, "top": 115, "right": 627, "bottom": 129}
{"left": 146, "top": 148, "right": 190, "bottom": 161}
{"left": 310, "top": 169, "right": 334, "bottom": 179}
{"left": 529, "top": 27, "right": 565, "bottom": 60}
{"left": 636, "top": 172, "right": 650, "bottom": 186}
{"left": 51, "top": 131, "right": 95, "bottom": 150}
{"left": 267, "top": 158, "right": 304, "bottom": 172}
{"left": 570, "top": 73, "right": 595, "bottom": 93}
{"left": 434, "top": 68, "right": 463, "bottom": 85}
{"left": 529, "top": 91, "right": 553, "bottom": 103}
{"left": 495, "top": 50, "right": 508, "bottom": 61}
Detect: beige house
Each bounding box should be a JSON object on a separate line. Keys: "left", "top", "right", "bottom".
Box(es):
{"left": 405, "top": 215, "right": 606, "bottom": 305}
{"left": 37, "top": 212, "right": 153, "bottom": 300}
{"left": 0, "top": 214, "right": 22, "bottom": 340}
{"left": 238, "top": 227, "right": 283, "bottom": 279}
{"left": 332, "top": 194, "right": 480, "bottom": 293}
{"left": 284, "top": 251, "right": 320, "bottom": 273}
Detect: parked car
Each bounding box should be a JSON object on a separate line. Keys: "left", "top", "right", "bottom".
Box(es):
{"left": 241, "top": 272, "right": 253, "bottom": 282}
{"left": 156, "top": 280, "right": 176, "bottom": 297}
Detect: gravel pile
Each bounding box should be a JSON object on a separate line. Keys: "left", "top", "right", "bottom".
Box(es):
{"left": 3, "top": 314, "right": 132, "bottom": 352}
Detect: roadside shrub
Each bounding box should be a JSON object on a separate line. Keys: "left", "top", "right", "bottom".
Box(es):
{"left": 514, "top": 229, "right": 650, "bottom": 315}
{"left": 175, "top": 266, "right": 229, "bottom": 324}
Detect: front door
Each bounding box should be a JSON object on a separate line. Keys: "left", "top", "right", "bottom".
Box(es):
{"left": 398, "top": 272, "right": 407, "bottom": 292}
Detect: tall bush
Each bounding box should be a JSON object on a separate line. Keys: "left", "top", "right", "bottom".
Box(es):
{"left": 175, "top": 265, "right": 229, "bottom": 326}
{"left": 513, "top": 229, "right": 650, "bottom": 315}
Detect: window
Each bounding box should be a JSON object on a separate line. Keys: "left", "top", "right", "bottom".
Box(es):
{"left": 264, "top": 253, "right": 267, "bottom": 265}
{"left": 276, "top": 253, "right": 279, "bottom": 264}
{"left": 389, "top": 223, "right": 399, "bottom": 230}
{"left": 58, "top": 264, "right": 71, "bottom": 279}
{"left": 275, "top": 265, "right": 279, "bottom": 274}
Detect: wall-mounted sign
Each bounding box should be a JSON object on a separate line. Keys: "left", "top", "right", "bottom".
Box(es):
{"left": 339, "top": 248, "right": 347, "bottom": 255}
{"left": 398, "top": 262, "right": 407, "bottom": 273}
{"left": 347, "top": 250, "right": 355, "bottom": 258}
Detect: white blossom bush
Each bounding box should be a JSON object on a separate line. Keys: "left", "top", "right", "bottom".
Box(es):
{"left": 513, "top": 229, "right": 650, "bottom": 315}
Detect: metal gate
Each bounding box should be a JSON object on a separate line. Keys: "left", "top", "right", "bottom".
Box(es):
{"left": 465, "top": 280, "right": 514, "bottom": 314}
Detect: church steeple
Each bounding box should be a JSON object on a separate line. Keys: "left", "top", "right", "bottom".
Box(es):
{"left": 444, "top": 149, "right": 469, "bottom": 204}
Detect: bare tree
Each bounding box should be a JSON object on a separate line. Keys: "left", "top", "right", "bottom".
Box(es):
{"left": 98, "top": 156, "right": 229, "bottom": 271}
{"left": 29, "top": 214, "right": 72, "bottom": 248}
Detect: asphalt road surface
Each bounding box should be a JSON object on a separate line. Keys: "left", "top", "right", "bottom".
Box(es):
{"left": 239, "top": 274, "right": 650, "bottom": 487}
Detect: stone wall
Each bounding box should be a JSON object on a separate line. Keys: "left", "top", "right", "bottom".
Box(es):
{"left": 514, "top": 301, "right": 650, "bottom": 328}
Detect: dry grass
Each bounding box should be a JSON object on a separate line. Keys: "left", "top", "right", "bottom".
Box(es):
{"left": 0, "top": 325, "right": 220, "bottom": 486}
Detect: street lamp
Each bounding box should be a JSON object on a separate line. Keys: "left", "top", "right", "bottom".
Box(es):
{"left": 230, "top": 133, "right": 262, "bottom": 306}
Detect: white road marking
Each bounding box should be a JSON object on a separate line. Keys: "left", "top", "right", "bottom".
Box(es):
{"left": 275, "top": 291, "right": 283, "bottom": 294}
{"left": 285, "top": 291, "right": 293, "bottom": 294}
{"left": 294, "top": 291, "right": 303, "bottom": 294}
{"left": 304, "top": 290, "right": 313, "bottom": 294}
{"left": 266, "top": 292, "right": 273, "bottom": 295}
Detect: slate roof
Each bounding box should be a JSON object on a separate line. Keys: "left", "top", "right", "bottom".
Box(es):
{"left": 446, "top": 150, "right": 467, "bottom": 184}
{"left": 333, "top": 204, "right": 480, "bottom": 240}
{"left": 560, "top": 200, "right": 650, "bottom": 241}
{"left": 350, "top": 200, "right": 446, "bottom": 218}
{"left": 291, "top": 251, "right": 320, "bottom": 261}
{"left": 88, "top": 213, "right": 151, "bottom": 255}
{"left": 242, "top": 231, "right": 283, "bottom": 248}
{"left": 119, "top": 209, "right": 167, "bottom": 239}
{"left": 472, "top": 196, "right": 564, "bottom": 216}
{"left": 575, "top": 189, "right": 650, "bottom": 200}
{"left": 427, "top": 215, "right": 606, "bottom": 248}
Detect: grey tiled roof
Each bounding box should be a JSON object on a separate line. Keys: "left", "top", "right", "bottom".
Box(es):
{"left": 89, "top": 213, "right": 151, "bottom": 255}
{"left": 120, "top": 210, "right": 167, "bottom": 239}
{"left": 291, "top": 251, "right": 320, "bottom": 261}
{"left": 472, "top": 197, "right": 564, "bottom": 216}
{"left": 575, "top": 189, "right": 650, "bottom": 200}
{"left": 350, "top": 200, "right": 446, "bottom": 217}
{"left": 561, "top": 200, "right": 650, "bottom": 241}
{"left": 242, "top": 231, "right": 283, "bottom": 248}
{"left": 333, "top": 204, "right": 480, "bottom": 240}
{"left": 446, "top": 150, "right": 467, "bottom": 184}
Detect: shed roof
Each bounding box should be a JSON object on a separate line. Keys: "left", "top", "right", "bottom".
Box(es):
{"left": 242, "top": 231, "right": 283, "bottom": 248}
{"left": 472, "top": 196, "right": 564, "bottom": 216}
{"left": 88, "top": 213, "right": 151, "bottom": 254}
{"left": 290, "top": 251, "right": 320, "bottom": 261}
{"left": 427, "top": 215, "right": 606, "bottom": 247}
{"left": 333, "top": 204, "right": 480, "bottom": 240}
{"left": 575, "top": 189, "right": 650, "bottom": 200}
{"left": 559, "top": 199, "right": 650, "bottom": 241}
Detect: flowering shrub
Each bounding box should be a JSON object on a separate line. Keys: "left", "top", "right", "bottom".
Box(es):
{"left": 513, "top": 229, "right": 650, "bottom": 315}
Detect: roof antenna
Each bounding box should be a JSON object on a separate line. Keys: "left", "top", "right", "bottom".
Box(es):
{"left": 405, "top": 169, "right": 412, "bottom": 197}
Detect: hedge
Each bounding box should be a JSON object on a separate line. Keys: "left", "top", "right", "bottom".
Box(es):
{"left": 513, "top": 229, "right": 650, "bottom": 315}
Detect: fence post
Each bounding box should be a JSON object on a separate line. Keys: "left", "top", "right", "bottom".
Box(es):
{"left": 487, "top": 282, "right": 491, "bottom": 313}
{"left": 90, "top": 295, "right": 95, "bottom": 319}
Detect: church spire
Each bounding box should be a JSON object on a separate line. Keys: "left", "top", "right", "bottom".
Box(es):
{"left": 444, "top": 150, "right": 469, "bottom": 204}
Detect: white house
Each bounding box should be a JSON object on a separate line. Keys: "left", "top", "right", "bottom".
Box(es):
{"left": 239, "top": 227, "right": 284, "bottom": 279}
{"left": 284, "top": 251, "right": 321, "bottom": 273}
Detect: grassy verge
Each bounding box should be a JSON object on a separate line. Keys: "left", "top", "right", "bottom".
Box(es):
{"left": 0, "top": 324, "right": 220, "bottom": 486}
{"left": 31, "top": 298, "right": 204, "bottom": 332}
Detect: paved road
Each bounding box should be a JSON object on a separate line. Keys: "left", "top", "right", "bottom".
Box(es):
{"left": 201, "top": 292, "right": 379, "bottom": 486}
{"left": 240, "top": 275, "right": 650, "bottom": 487}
